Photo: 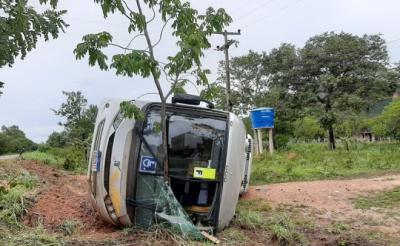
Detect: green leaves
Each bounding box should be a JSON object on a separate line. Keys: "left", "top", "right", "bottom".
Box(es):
{"left": 129, "top": 12, "right": 146, "bottom": 33}
{"left": 75, "top": 0, "right": 232, "bottom": 104}
{"left": 74, "top": 32, "right": 113, "bottom": 70}
{"left": 370, "top": 99, "right": 400, "bottom": 139}
{"left": 52, "top": 91, "right": 98, "bottom": 150}
{"left": 120, "top": 101, "right": 144, "bottom": 121}
{"left": 111, "top": 51, "right": 158, "bottom": 78}
{"left": 0, "top": 0, "right": 68, "bottom": 68}
{"left": 199, "top": 8, "right": 232, "bottom": 34}
{"left": 94, "top": 0, "right": 126, "bottom": 17}
{"left": 39, "top": 0, "right": 59, "bottom": 9}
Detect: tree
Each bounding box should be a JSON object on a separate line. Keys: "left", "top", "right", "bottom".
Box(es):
{"left": 293, "top": 117, "right": 325, "bottom": 142}
{"left": 0, "top": 125, "right": 37, "bottom": 154}
{"left": 370, "top": 99, "right": 400, "bottom": 139}
{"left": 214, "top": 51, "right": 268, "bottom": 115}
{"left": 0, "top": 0, "right": 68, "bottom": 94}
{"left": 74, "top": 0, "right": 231, "bottom": 181}
{"left": 52, "top": 91, "right": 98, "bottom": 155}
{"left": 211, "top": 45, "right": 300, "bottom": 148}
{"left": 47, "top": 131, "right": 68, "bottom": 148}
{"left": 298, "top": 32, "right": 397, "bottom": 149}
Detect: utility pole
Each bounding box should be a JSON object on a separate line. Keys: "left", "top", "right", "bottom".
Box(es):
{"left": 215, "top": 29, "right": 241, "bottom": 112}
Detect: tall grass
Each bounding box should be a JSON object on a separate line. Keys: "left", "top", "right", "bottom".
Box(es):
{"left": 0, "top": 170, "right": 38, "bottom": 227}
{"left": 251, "top": 142, "right": 400, "bottom": 184}
{"left": 22, "top": 147, "right": 87, "bottom": 172}
{"left": 22, "top": 151, "right": 63, "bottom": 167}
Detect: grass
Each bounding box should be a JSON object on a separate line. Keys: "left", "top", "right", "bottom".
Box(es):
{"left": 268, "top": 213, "right": 308, "bottom": 246}
{"left": 1, "top": 221, "right": 62, "bottom": 246}
{"left": 251, "top": 142, "right": 400, "bottom": 184}
{"left": 0, "top": 161, "right": 62, "bottom": 245}
{"left": 355, "top": 186, "right": 400, "bottom": 209}
{"left": 328, "top": 222, "right": 350, "bottom": 235}
{"left": 22, "top": 151, "right": 64, "bottom": 167}
{"left": 0, "top": 169, "right": 38, "bottom": 227}
{"left": 22, "top": 148, "right": 87, "bottom": 173}
{"left": 232, "top": 200, "right": 309, "bottom": 245}
{"left": 57, "top": 220, "right": 82, "bottom": 236}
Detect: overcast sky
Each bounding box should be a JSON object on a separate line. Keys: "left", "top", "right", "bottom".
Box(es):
{"left": 1, "top": 0, "right": 400, "bottom": 142}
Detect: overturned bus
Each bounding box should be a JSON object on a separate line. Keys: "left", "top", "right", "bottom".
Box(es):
{"left": 88, "top": 95, "right": 253, "bottom": 233}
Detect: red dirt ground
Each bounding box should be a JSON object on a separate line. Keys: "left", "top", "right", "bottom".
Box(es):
{"left": 22, "top": 161, "right": 121, "bottom": 240}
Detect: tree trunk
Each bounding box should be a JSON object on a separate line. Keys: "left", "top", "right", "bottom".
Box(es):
{"left": 136, "top": 0, "right": 169, "bottom": 183}
{"left": 160, "top": 99, "right": 169, "bottom": 182}
{"left": 328, "top": 125, "right": 336, "bottom": 150}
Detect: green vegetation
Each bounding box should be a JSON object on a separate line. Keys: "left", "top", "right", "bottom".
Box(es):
{"left": 235, "top": 209, "right": 263, "bottom": 230}
{"left": 293, "top": 116, "right": 325, "bottom": 142}
{"left": 57, "top": 220, "right": 82, "bottom": 236}
{"left": 268, "top": 213, "right": 308, "bottom": 246}
{"left": 328, "top": 222, "right": 350, "bottom": 235}
{"left": 19, "top": 91, "right": 97, "bottom": 173}
{"left": 2, "top": 224, "right": 62, "bottom": 246}
{"left": 22, "top": 151, "right": 62, "bottom": 166}
{"left": 212, "top": 32, "right": 400, "bottom": 150}
{"left": 370, "top": 99, "right": 400, "bottom": 139}
{"left": 251, "top": 142, "right": 400, "bottom": 184}
{"left": 0, "top": 161, "right": 62, "bottom": 245}
{"left": 0, "top": 125, "right": 37, "bottom": 155}
{"left": 23, "top": 147, "right": 86, "bottom": 172}
{"left": 0, "top": 0, "right": 67, "bottom": 95}
{"left": 50, "top": 91, "right": 98, "bottom": 160}
{"left": 231, "top": 200, "right": 309, "bottom": 246}
{"left": 74, "top": 0, "right": 232, "bottom": 177}
{"left": 0, "top": 170, "right": 37, "bottom": 227}
{"left": 355, "top": 186, "right": 400, "bottom": 209}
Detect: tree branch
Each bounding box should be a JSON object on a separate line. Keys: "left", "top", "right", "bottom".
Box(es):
{"left": 147, "top": 6, "right": 156, "bottom": 24}
{"left": 108, "top": 43, "right": 149, "bottom": 53}
{"left": 165, "top": 74, "right": 180, "bottom": 99}
{"left": 152, "top": 17, "right": 171, "bottom": 49}
{"left": 122, "top": 0, "right": 135, "bottom": 14}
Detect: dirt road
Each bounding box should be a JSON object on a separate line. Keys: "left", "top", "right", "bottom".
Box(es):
{"left": 0, "top": 154, "right": 19, "bottom": 160}
{"left": 243, "top": 175, "right": 400, "bottom": 212}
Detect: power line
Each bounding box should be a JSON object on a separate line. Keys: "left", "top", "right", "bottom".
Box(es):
{"left": 230, "top": 1, "right": 254, "bottom": 15}
{"left": 67, "top": 17, "right": 128, "bottom": 30}
{"left": 242, "top": 0, "right": 305, "bottom": 29}
{"left": 387, "top": 38, "right": 400, "bottom": 44}
{"left": 235, "top": 0, "right": 278, "bottom": 21}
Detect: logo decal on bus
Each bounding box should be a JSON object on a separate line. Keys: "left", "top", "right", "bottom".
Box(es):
{"left": 139, "top": 156, "right": 157, "bottom": 174}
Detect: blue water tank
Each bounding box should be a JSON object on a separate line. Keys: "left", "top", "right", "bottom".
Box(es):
{"left": 250, "top": 108, "right": 275, "bottom": 129}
